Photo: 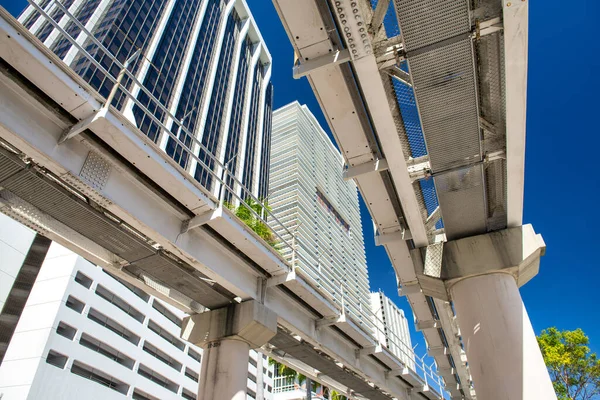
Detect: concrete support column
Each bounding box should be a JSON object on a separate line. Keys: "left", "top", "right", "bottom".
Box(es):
{"left": 450, "top": 273, "right": 556, "bottom": 400}
{"left": 198, "top": 339, "right": 251, "bottom": 400}
{"left": 181, "top": 300, "right": 277, "bottom": 400}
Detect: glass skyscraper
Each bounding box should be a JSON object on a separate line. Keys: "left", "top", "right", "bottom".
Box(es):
{"left": 19, "top": 0, "right": 273, "bottom": 198}
{"left": 269, "top": 102, "right": 372, "bottom": 330}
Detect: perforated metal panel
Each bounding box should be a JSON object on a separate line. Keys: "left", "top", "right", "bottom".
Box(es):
{"left": 477, "top": 33, "right": 506, "bottom": 148}
{"left": 434, "top": 165, "right": 487, "bottom": 240}
{"left": 393, "top": 0, "right": 470, "bottom": 51}
{"left": 80, "top": 151, "right": 111, "bottom": 191}
{"left": 2, "top": 170, "right": 155, "bottom": 262}
{"left": 409, "top": 38, "right": 481, "bottom": 172}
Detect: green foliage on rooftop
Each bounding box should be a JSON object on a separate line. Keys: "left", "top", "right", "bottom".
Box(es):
{"left": 224, "top": 198, "right": 277, "bottom": 247}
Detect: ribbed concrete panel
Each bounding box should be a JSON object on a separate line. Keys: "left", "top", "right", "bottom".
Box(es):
{"left": 270, "top": 332, "right": 393, "bottom": 400}
{"left": 434, "top": 165, "right": 486, "bottom": 240}
{"left": 393, "top": 0, "right": 470, "bottom": 50}
{"left": 1, "top": 170, "right": 156, "bottom": 262}
{"left": 409, "top": 38, "right": 481, "bottom": 172}
{"left": 127, "top": 253, "right": 234, "bottom": 309}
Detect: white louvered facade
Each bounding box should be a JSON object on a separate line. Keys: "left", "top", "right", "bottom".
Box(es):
{"left": 370, "top": 291, "right": 415, "bottom": 370}
{"left": 269, "top": 102, "right": 371, "bottom": 330}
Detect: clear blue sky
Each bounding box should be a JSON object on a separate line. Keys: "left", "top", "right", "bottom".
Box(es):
{"left": 3, "top": 0, "right": 599, "bottom": 359}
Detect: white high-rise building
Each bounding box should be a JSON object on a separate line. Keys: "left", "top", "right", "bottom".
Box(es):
{"left": 269, "top": 102, "right": 371, "bottom": 329}
{"left": 370, "top": 291, "right": 414, "bottom": 369}
{"left": 0, "top": 213, "right": 274, "bottom": 400}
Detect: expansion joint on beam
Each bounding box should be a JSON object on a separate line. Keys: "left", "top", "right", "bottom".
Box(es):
{"left": 375, "top": 228, "right": 411, "bottom": 246}
{"left": 399, "top": 281, "right": 421, "bottom": 297}
{"left": 427, "top": 345, "right": 449, "bottom": 358}
{"left": 355, "top": 344, "right": 381, "bottom": 359}
{"left": 315, "top": 313, "right": 346, "bottom": 330}
{"left": 343, "top": 158, "right": 388, "bottom": 181}
{"left": 293, "top": 49, "right": 351, "bottom": 79}
{"left": 266, "top": 267, "right": 296, "bottom": 287}
{"left": 416, "top": 319, "right": 441, "bottom": 331}
{"left": 180, "top": 207, "right": 222, "bottom": 234}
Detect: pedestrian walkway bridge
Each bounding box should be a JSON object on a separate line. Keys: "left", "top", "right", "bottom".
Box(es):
{"left": 0, "top": 3, "right": 448, "bottom": 399}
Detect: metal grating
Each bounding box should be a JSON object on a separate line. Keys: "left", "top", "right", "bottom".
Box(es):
{"left": 434, "top": 165, "right": 487, "bottom": 240}
{"left": 393, "top": 0, "right": 470, "bottom": 51}
{"left": 127, "top": 253, "right": 233, "bottom": 309}
{"left": 0, "top": 146, "right": 26, "bottom": 183}
{"left": 2, "top": 170, "right": 156, "bottom": 262}
{"left": 409, "top": 38, "right": 481, "bottom": 172}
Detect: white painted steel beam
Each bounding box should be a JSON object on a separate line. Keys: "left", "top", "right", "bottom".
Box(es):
{"left": 503, "top": 0, "right": 528, "bottom": 227}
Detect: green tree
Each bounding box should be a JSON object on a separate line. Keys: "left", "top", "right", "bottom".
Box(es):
{"left": 328, "top": 389, "right": 348, "bottom": 400}
{"left": 537, "top": 327, "right": 600, "bottom": 400}
{"left": 268, "top": 359, "right": 322, "bottom": 399}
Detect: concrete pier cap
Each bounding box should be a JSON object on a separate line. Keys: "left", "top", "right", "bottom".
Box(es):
{"left": 410, "top": 224, "right": 546, "bottom": 300}
{"left": 181, "top": 300, "right": 278, "bottom": 348}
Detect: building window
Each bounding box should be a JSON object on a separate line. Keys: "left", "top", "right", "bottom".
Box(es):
{"left": 71, "top": 360, "right": 129, "bottom": 394}
{"left": 137, "top": 364, "right": 179, "bottom": 393}
{"left": 74, "top": 271, "right": 93, "bottom": 288}
{"left": 187, "top": 347, "right": 201, "bottom": 363}
{"left": 79, "top": 333, "right": 135, "bottom": 369}
{"left": 132, "top": 389, "right": 160, "bottom": 400}
{"left": 46, "top": 350, "right": 68, "bottom": 369}
{"left": 56, "top": 321, "right": 77, "bottom": 340}
{"left": 95, "top": 284, "right": 145, "bottom": 323}
{"left": 87, "top": 308, "right": 141, "bottom": 345}
{"left": 151, "top": 299, "right": 182, "bottom": 327}
{"left": 142, "top": 341, "right": 182, "bottom": 372}
{"left": 185, "top": 367, "right": 199, "bottom": 383}
{"left": 147, "top": 320, "right": 185, "bottom": 350}
{"left": 181, "top": 388, "right": 197, "bottom": 400}
{"left": 65, "top": 295, "right": 85, "bottom": 313}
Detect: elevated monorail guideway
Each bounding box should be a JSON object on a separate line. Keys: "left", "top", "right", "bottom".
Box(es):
{"left": 0, "top": 4, "right": 446, "bottom": 400}
{"left": 272, "top": 0, "right": 555, "bottom": 399}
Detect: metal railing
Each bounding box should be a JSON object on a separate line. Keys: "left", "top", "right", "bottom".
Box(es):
{"left": 19, "top": 1, "right": 447, "bottom": 397}
{"left": 272, "top": 376, "right": 326, "bottom": 399}
{"left": 25, "top": 0, "right": 296, "bottom": 263}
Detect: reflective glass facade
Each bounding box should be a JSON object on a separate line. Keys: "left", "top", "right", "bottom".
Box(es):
{"left": 35, "top": 0, "right": 75, "bottom": 43}
{"left": 166, "top": 0, "right": 224, "bottom": 168}
{"left": 258, "top": 82, "right": 273, "bottom": 199}
{"left": 222, "top": 37, "right": 251, "bottom": 200}
{"left": 22, "top": 0, "right": 51, "bottom": 29}
{"left": 20, "top": 0, "right": 274, "bottom": 200}
{"left": 51, "top": 0, "right": 101, "bottom": 59}
{"left": 241, "top": 64, "right": 263, "bottom": 198}
{"left": 133, "top": 0, "right": 203, "bottom": 142}
{"left": 194, "top": 11, "right": 240, "bottom": 189}
{"left": 73, "top": 0, "right": 167, "bottom": 106}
